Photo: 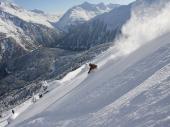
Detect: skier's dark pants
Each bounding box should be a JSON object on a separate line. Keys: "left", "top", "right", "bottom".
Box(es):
{"left": 88, "top": 68, "right": 92, "bottom": 74}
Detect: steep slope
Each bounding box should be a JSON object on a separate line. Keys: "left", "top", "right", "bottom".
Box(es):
{"left": 0, "top": 43, "right": 110, "bottom": 113}
{"left": 6, "top": 0, "right": 170, "bottom": 126}
{"left": 7, "top": 31, "right": 170, "bottom": 127}
{"left": 55, "top": 2, "right": 119, "bottom": 31}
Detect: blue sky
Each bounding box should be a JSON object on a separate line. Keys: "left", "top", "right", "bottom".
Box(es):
{"left": 13, "top": 0, "right": 135, "bottom": 14}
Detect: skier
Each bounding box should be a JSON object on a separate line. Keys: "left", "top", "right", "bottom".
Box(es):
{"left": 88, "top": 63, "right": 98, "bottom": 74}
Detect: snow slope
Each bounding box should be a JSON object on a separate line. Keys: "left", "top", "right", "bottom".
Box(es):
{"left": 4, "top": 0, "right": 170, "bottom": 127}
{"left": 7, "top": 32, "right": 170, "bottom": 127}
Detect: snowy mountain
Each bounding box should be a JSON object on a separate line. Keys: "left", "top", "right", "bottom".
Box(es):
{"left": 55, "top": 2, "right": 120, "bottom": 31}
{"left": 0, "top": 1, "right": 59, "bottom": 27}
{"left": 56, "top": 4, "right": 131, "bottom": 51}
{"left": 1, "top": 0, "right": 169, "bottom": 127}
{"left": 0, "top": 1, "right": 61, "bottom": 51}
